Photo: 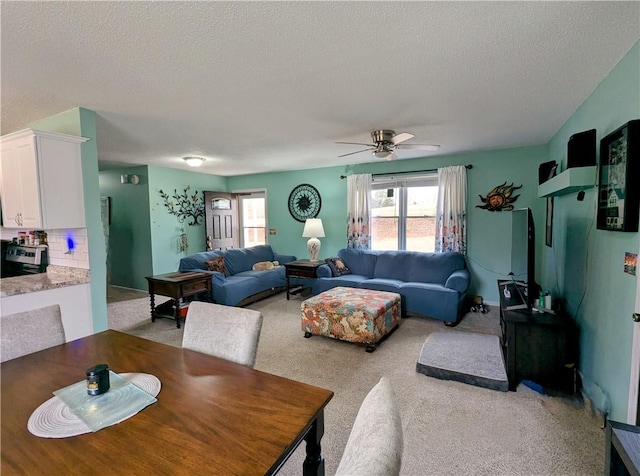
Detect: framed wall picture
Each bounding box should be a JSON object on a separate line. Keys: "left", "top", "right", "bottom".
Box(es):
{"left": 596, "top": 120, "right": 639, "bottom": 232}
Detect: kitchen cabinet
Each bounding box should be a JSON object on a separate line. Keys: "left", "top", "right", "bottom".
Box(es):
{"left": 0, "top": 129, "right": 88, "bottom": 229}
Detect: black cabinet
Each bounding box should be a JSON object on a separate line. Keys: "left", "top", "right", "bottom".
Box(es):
{"left": 498, "top": 281, "right": 578, "bottom": 392}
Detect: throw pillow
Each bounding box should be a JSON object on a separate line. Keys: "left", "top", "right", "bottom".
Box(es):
{"left": 204, "top": 256, "right": 226, "bottom": 275}
{"left": 325, "top": 257, "right": 351, "bottom": 277}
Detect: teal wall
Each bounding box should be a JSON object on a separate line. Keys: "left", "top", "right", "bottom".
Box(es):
{"left": 99, "top": 165, "right": 227, "bottom": 290}
{"left": 99, "top": 166, "right": 153, "bottom": 290}
{"left": 544, "top": 40, "right": 640, "bottom": 421}
{"left": 147, "top": 165, "right": 227, "bottom": 277}
{"left": 29, "top": 107, "right": 108, "bottom": 333}
{"left": 228, "top": 146, "right": 546, "bottom": 303}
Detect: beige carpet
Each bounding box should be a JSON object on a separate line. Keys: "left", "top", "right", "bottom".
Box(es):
{"left": 108, "top": 293, "right": 604, "bottom": 476}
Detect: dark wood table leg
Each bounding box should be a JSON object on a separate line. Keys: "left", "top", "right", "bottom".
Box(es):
{"left": 174, "top": 299, "right": 181, "bottom": 329}
{"left": 149, "top": 293, "right": 156, "bottom": 322}
{"left": 286, "top": 274, "right": 291, "bottom": 300}
{"left": 302, "top": 411, "right": 325, "bottom": 476}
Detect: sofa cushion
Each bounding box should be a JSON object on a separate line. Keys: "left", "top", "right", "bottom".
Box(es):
{"left": 178, "top": 250, "right": 222, "bottom": 272}
{"left": 235, "top": 267, "right": 286, "bottom": 289}
{"left": 325, "top": 257, "right": 352, "bottom": 277}
{"left": 225, "top": 245, "right": 276, "bottom": 275}
{"left": 311, "top": 275, "right": 370, "bottom": 295}
{"left": 359, "top": 278, "right": 404, "bottom": 293}
{"left": 399, "top": 282, "right": 460, "bottom": 322}
{"left": 204, "top": 256, "right": 226, "bottom": 275}
{"left": 374, "top": 250, "right": 466, "bottom": 284}
{"left": 337, "top": 248, "right": 379, "bottom": 277}
{"left": 212, "top": 275, "right": 262, "bottom": 307}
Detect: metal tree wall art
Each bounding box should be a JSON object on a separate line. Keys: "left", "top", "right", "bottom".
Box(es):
{"left": 476, "top": 182, "right": 522, "bottom": 211}
{"left": 158, "top": 186, "right": 205, "bottom": 225}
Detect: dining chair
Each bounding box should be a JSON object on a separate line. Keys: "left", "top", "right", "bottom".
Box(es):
{"left": 1, "top": 304, "right": 66, "bottom": 363}
{"left": 182, "top": 301, "right": 263, "bottom": 368}
{"left": 335, "top": 376, "right": 404, "bottom": 476}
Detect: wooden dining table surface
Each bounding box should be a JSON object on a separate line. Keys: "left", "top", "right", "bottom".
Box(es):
{"left": 1, "top": 330, "right": 334, "bottom": 475}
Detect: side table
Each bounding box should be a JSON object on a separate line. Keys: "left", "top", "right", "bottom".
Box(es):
{"left": 606, "top": 420, "right": 640, "bottom": 475}
{"left": 145, "top": 271, "right": 212, "bottom": 328}
{"left": 284, "top": 260, "right": 323, "bottom": 300}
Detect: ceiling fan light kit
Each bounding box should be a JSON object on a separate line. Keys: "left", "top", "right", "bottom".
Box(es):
{"left": 337, "top": 129, "right": 440, "bottom": 160}
{"left": 372, "top": 147, "right": 396, "bottom": 161}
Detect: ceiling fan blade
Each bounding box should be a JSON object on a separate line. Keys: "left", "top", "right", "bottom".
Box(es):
{"left": 335, "top": 141, "right": 375, "bottom": 147}
{"left": 391, "top": 132, "right": 415, "bottom": 145}
{"left": 396, "top": 144, "right": 441, "bottom": 151}
{"left": 338, "top": 148, "right": 374, "bottom": 158}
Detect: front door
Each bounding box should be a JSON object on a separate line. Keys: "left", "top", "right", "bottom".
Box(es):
{"left": 204, "top": 192, "right": 239, "bottom": 251}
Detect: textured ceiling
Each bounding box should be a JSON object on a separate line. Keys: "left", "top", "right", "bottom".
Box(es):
{"left": 2, "top": 2, "right": 639, "bottom": 176}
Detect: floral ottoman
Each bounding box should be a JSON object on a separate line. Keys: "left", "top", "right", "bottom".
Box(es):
{"left": 301, "top": 287, "right": 401, "bottom": 352}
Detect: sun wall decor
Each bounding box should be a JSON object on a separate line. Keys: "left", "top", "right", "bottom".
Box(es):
{"left": 476, "top": 182, "right": 522, "bottom": 211}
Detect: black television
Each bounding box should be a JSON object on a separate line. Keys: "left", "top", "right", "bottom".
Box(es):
{"left": 507, "top": 208, "right": 540, "bottom": 310}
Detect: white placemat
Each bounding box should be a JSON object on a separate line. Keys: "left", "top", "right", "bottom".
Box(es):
{"left": 27, "top": 373, "right": 161, "bottom": 438}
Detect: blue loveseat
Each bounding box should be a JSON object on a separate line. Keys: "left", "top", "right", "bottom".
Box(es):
{"left": 178, "top": 245, "right": 297, "bottom": 306}
{"left": 311, "top": 248, "right": 470, "bottom": 324}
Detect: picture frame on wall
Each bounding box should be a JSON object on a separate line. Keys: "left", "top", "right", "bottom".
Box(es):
{"left": 596, "top": 120, "right": 639, "bottom": 232}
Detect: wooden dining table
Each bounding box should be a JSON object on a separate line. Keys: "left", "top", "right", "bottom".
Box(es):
{"left": 1, "top": 330, "right": 334, "bottom": 475}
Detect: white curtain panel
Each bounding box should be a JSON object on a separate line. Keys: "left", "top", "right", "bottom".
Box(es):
{"left": 435, "top": 165, "right": 467, "bottom": 254}
{"left": 346, "top": 174, "right": 372, "bottom": 249}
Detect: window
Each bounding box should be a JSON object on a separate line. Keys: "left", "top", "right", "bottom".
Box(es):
{"left": 370, "top": 174, "right": 438, "bottom": 252}
{"left": 239, "top": 192, "right": 266, "bottom": 247}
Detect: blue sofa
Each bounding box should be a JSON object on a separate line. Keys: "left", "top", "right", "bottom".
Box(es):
{"left": 312, "top": 248, "right": 470, "bottom": 324}
{"left": 178, "top": 245, "right": 297, "bottom": 306}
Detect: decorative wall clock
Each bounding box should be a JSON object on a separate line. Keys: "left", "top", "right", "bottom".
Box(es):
{"left": 288, "top": 184, "right": 321, "bottom": 222}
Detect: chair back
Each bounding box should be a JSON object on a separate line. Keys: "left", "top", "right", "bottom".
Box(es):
{"left": 182, "top": 301, "right": 263, "bottom": 368}
{"left": 1, "top": 304, "right": 66, "bottom": 362}
{"left": 335, "top": 376, "right": 404, "bottom": 476}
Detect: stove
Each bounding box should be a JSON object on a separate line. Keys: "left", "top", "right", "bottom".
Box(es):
{"left": 1, "top": 243, "right": 49, "bottom": 277}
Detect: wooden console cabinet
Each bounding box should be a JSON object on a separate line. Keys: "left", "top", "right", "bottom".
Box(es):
{"left": 498, "top": 281, "right": 578, "bottom": 392}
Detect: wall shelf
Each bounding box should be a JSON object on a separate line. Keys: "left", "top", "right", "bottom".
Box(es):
{"left": 538, "top": 166, "right": 597, "bottom": 198}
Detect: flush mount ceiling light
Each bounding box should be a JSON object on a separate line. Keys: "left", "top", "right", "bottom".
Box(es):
{"left": 183, "top": 156, "right": 205, "bottom": 167}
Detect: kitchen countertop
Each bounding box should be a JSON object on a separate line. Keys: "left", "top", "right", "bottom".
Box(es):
{"left": 0, "top": 266, "right": 90, "bottom": 298}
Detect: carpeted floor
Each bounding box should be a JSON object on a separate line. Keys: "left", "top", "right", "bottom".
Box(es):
{"left": 108, "top": 293, "right": 605, "bottom": 475}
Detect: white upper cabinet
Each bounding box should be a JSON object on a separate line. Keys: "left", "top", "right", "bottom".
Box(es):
{"left": 0, "top": 129, "right": 88, "bottom": 229}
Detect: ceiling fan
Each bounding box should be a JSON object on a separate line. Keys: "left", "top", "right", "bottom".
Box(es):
{"left": 336, "top": 130, "right": 440, "bottom": 160}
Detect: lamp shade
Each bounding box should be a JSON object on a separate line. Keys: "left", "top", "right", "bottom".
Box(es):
{"left": 302, "top": 218, "right": 325, "bottom": 238}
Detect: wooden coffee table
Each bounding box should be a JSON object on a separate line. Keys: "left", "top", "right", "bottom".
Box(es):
{"left": 145, "top": 271, "right": 212, "bottom": 328}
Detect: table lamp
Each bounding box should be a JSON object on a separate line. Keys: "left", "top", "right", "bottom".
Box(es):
{"left": 302, "top": 218, "right": 325, "bottom": 261}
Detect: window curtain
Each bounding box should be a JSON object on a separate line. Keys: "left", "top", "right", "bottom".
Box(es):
{"left": 346, "top": 174, "right": 372, "bottom": 249}
{"left": 435, "top": 165, "right": 467, "bottom": 254}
